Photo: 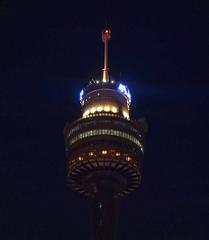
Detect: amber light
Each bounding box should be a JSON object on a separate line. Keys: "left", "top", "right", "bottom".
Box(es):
{"left": 123, "top": 110, "right": 129, "bottom": 119}
{"left": 111, "top": 106, "right": 118, "bottom": 113}
{"left": 83, "top": 105, "right": 119, "bottom": 118}
{"left": 104, "top": 106, "right": 110, "bottom": 112}
{"left": 97, "top": 106, "right": 103, "bottom": 112}
{"left": 90, "top": 107, "right": 96, "bottom": 113}
{"left": 102, "top": 150, "right": 107, "bottom": 155}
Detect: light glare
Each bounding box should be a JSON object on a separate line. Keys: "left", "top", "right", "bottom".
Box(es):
{"left": 80, "top": 89, "right": 84, "bottom": 101}
{"left": 118, "top": 83, "right": 131, "bottom": 103}
{"left": 123, "top": 110, "right": 129, "bottom": 119}
{"left": 90, "top": 107, "right": 96, "bottom": 113}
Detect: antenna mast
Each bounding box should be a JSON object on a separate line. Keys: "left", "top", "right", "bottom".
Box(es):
{"left": 101, "top": 28, "right": 111, "bottom": 82}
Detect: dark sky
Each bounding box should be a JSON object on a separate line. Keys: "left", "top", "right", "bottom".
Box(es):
{"left": 1, "top": 0, "right": 209, "bottom": 239}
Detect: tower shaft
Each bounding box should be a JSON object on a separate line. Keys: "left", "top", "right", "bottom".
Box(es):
{"left": 91, "top": 184, "right": 117, "bottom": 240}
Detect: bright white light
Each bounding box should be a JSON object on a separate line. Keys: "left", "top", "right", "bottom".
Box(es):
{"left": 97, "top": 106, "right": 103, "bottom": 112}
{"left": 126, "top": 156, "right": 132, "bottom": 161}
{"left": 83, "top": 109, "right": 90, "bottom": 117}
{"left": 96, "top": 80, "right": 100, "bottom": 84}
{"left": 90, "top": 107, "right": 96, "bottom": 113}
{"left": 80, "top": 89, "right": 84, "bottom": 101}
{"left": 111, "top": 106, "right": 118, "bottom": 113}
{"left": 102, "top": 150, "right": 107, "bottom": 155}
{"left": 83, "top": 105, "right": 118, "bottom": 117}
{"left": 104, "top": 106, "right": 110, "bottom": 112}
{"left": 123, "top": 110, "right": 129, "bottom": 119}
{"left": 118, "top": 84, "right": 131, "bottom": 103}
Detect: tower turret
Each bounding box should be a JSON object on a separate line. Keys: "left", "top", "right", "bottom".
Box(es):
{"left": 64, "top": 28, "right": 146, "bottom": 240}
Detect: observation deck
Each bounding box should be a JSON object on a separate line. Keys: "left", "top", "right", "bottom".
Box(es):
{"left": 64, "top": 27, "right": 145, "bottom": 199}
{"left": 64, "top": 80, "right": 145, "bottom": 197}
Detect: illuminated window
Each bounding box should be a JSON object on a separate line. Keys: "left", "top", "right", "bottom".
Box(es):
{"left": 70, "top": 129, "right": 144, "bottom": 153}
{"left": 102, "top": 150, "right": 107, "bottom": 155}
{"left": 116, "top": 152, "right": 120, "bottom": 156}
{"left": 126, "top": 156, "right": 132, "bottom": 161}
{"left": 89, "top": 152, "right": 94, "bottom": 156}
{"left": 78, "top": 156, "right": 83, "bottom": 161}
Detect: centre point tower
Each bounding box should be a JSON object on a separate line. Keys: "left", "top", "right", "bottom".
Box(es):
{"left": 64, "top": 28, "right": 146, "bottom": 240}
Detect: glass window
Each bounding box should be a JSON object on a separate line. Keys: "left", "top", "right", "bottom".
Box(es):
{"left": 69, "top": 129, "right": 144, "bottom": 153}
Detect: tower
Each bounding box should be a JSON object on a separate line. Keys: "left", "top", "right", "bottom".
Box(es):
{"left": 64, "top": 28, "right": 146, "bottom": 240}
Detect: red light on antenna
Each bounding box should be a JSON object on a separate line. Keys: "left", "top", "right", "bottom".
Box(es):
{"left": 101, "top": 28, "right": 111, "bottom": 42}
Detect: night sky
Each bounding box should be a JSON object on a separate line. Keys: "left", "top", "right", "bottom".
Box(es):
{"left": 1, "top": 0, "right": 209, "bottom": 239}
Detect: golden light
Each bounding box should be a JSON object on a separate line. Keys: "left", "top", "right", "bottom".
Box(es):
{"left": 116, "top": 152, "right": 120, "bottom": 156}
{"left": 89, "top": 152, "right": 94, "bottom": 156}
{"left": 78, "top": 156, "right": 83, "bottom": 161}
{"left": 90, "top": 107, "right": 96, "bottom": 113}
{"left": 83, "top": 109, "right": 90, "bottom": 117}
{"left": 126, "top": 156, "right": 132, "bottom": 161}
{"left": 102, "top": 150, "right": 107, "bottom": 155}
{"left": 123, "top": 110, "right": 129, "bottom": 119}
{"left": 97, "top": 106, "right": 103, "bottom": 112}
{"left": 104, "top": 106, "right": 110, "bottom": 112}
{"left": 111, "top": 106, "right": 118, "bottom": 113}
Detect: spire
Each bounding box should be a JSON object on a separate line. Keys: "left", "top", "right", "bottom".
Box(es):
{"left": 101, "top": 28, "right": 111, "bottom": 83}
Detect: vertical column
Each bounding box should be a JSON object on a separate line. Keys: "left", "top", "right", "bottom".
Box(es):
{"left": 102, "top": 28, "right": 111, "bottom": 83}
{"left": 89, "top": 179, "right": 119, "bottom": 240}
{"left": 92, "top": 192, "right": 116, "bottom": 240}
